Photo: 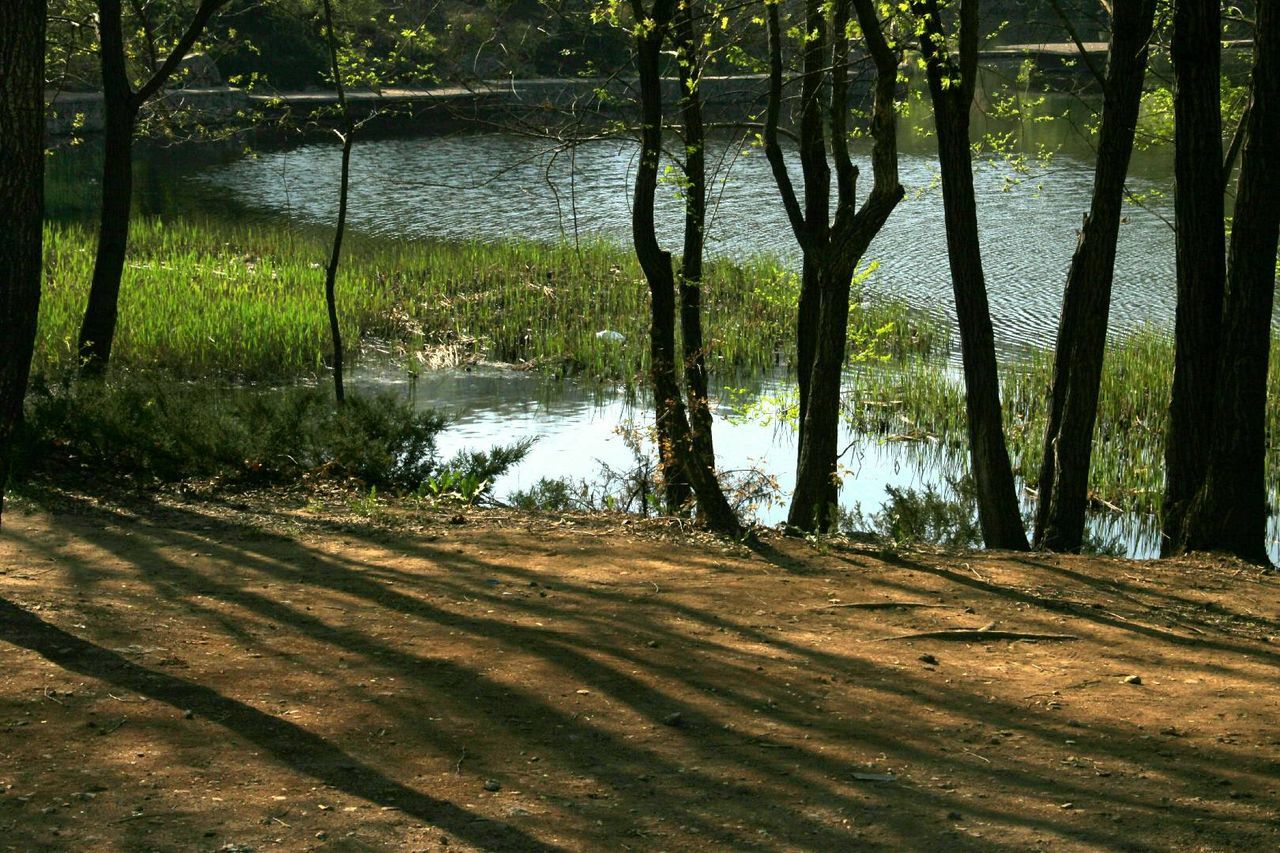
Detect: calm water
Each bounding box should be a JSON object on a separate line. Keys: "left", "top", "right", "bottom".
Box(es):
{"left": 47, "top": 124, "right": 1277, "bottom": 558}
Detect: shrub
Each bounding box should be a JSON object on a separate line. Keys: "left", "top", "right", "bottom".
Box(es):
{"left": 14, "top": 374, "right": 526, "bottom": 495}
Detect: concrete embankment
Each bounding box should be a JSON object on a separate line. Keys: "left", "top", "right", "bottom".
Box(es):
{"left": 44, "top": 74, "right": 861, "bottom": 138}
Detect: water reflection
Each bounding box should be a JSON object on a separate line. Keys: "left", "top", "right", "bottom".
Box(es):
{"left": 365, "top": 364, "right": 1226, "bottom": 560}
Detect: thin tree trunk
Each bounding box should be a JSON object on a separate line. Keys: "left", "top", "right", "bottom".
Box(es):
{"left": 321, "top": 0, "right": 350, "bottom": 404}
{"left": 77, "top": 0, "right": 230, "bottom": 376}
{"left": 0, "top": 0, "right": 46, "bottom": 524}
{"left": 1162, "top": 0, "right": 1225, "bottom": 554}
{"left": 675, "top": 0, "right": 713, "bottom": 507}
{"left": 78, "top": 0, "right": 136, "bottom": 375}
{"left": 630, "top": 0, "right": 740, "bottom": 535}
{"left": 916, "top": 0, "right": 1029, "bottom": 550}
{"left": 325, "top": 133, "right": 351, "bottom": 405}
{"left": 1184, "top": 4, "right": 1280, "bottom": 565}
{"left": 1035, "top": 0, "right": 1156, "bottom": 552}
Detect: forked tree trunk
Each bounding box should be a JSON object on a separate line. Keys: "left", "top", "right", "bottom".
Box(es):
{"left": 1183, "top": 3, "right": 1280, "bottom": 565}
{"left": 1162, "top": 0, "right": 1226, "bottom": 554}
{"left": 0, "top": 0, "right": 46, "bottom": 524}
{"left": 630, "top": 0, "right": 740, "bottom": 535}
{"left": 1035, "top": 0, "right": 1156, "bottom": 552}
{"left": 916, "top": 0, "right": 1029, "bottom": 550}
{"left": 764, "top": 0, "right": 903, "bottom": 532}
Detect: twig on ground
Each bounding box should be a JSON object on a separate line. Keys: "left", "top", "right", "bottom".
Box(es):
{"left": 811, "top": 601, "right": 962, "bottom": 611}
{"left": 874, "top": 630, "right": 1079, "bottom": 642}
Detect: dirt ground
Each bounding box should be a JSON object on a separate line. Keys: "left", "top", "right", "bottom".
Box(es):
{"left": 1, "top": 491, "right": 1278, "bottom": 852}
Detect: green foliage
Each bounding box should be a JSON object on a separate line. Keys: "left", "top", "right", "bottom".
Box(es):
{"left": 15, "top": 376, "right": 454, "bottom": 491}
{"left": 508, "top": 477, "right": 584, "bottom": 512}
{"left": 418, "top": 469, "right": 489, "bottom": 504}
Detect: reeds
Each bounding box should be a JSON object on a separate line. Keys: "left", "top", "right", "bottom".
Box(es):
{"left": 38, "top": 218, "right": 937, "bottom": 382}
{"left": 846, "top": 326, "right": 1280, "bottom": 517}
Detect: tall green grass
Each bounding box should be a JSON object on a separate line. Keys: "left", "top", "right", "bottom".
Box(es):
{"left": 847, "top": 327, "right": 1280, "bottom": 517}
{"left": 38, "top": 218, "right": 940, "bottom": 382}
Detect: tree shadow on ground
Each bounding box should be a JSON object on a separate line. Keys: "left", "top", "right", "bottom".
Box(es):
{"left": 2, "top": 494, "right": 1278, "bottom": 850}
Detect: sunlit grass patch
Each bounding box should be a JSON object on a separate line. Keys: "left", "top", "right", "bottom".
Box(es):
{"left": 39, "top": 218, "right": 940, "bottom": 383}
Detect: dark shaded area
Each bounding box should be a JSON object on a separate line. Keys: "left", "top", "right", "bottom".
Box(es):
{"left": 0, "top": 596, "right": 555, "bottom": 851}
{"left": 3, "top": 493, "right": 1278, "bottom": 849}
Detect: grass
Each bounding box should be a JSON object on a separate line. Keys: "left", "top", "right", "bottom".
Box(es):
{"left": 846, "top": 326, "right": 1280, "bottom": 517}
{"left": 38, "top": 217, "right": 942, "bottom": 382}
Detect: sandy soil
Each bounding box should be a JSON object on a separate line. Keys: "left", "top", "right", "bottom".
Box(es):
{"left": 2, "top": 491, "right": 1278, "bottom": 851}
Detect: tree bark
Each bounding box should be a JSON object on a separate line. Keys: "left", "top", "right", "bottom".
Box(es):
{"left": 766, "top": 0, "right": 903, "bottom": 532}
{"left": 1183, "top": 3, "right": 1280, "bottom": 565}
{"left": 0, "top": 0, "right": 46, "bottom": 524}
{"left": 674, "top": 0, "right": 711, "bottom": 512}
{"left": 1162, "top": 0, "right": 1225, "bottom": 553}
{"left": 1035, "top": 0, "right": 1157, "bottom": 552}
{"left": 78, "top": 0, "right": 136, "bottom": 375}
{"left": 631, "top": 0, "right": 740, "bottom": 535}
{"left": 916, "top": 0, "right": 1028, "bottom": 550}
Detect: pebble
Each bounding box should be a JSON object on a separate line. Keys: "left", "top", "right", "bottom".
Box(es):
{"left": 1123, "top": 675, "right": 1143, "bottom": 685}
{"left": 919, "top": 654, "right": 939, "bottom": 666}
{"left": 662, "top": 712, "right": 685, "bottom": 728}
{"left": 483, "top": 779, "right": 501, "bottom": 792}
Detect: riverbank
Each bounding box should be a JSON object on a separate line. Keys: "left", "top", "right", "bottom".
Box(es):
{"left": 2, "top": 489, "right": 1277, "bottom": 850}
{"left": 38, "top": 217, "right": 1278, "bottom": 529}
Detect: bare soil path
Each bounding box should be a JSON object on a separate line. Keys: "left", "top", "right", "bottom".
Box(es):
{"left": 2, "top": 492, "right": 1278, "bottom": 851}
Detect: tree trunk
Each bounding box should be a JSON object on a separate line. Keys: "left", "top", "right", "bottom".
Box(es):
{"left": 1183, "top": 4, "right": 1280, "bottom": 565}
{"left": 1162, "top": 0, "right": 1225, "bottom": 554}
{"left": 1035, "top": 0, "right": 1156, "bottom": 552}
{"left": 0, "top": 0, "right": 46, "bottom": 524}
{"left": 917, "top": 0, "right": 1029, "bottom": 550}
{"left": 935, "top": 114, "right": 1029, "bottom": 550}
{"left": 77, "top": 0, "right": 230, "bottom": 376}
{"left": 770, "top": 0, "right": 903, "bottom": 532}
{"left": 78, "top": 0, "right": 137, "bottom": 375}
{"left": 794, "top": 257, "right": 821, "bottom": 461}
{"left": 675, "top": 0, "right": 712, "bottom": 511}
{"left": 794, "top": 0, "right": 831, "bottom": 469}
{"left": 322, "top": 0, "right": 350, "bottom": 405}
{"left": 631, "top": 0, "right": 740, "bottom": 535}
{"left": 790, "top": 261, "right": 851, "bottom": 529}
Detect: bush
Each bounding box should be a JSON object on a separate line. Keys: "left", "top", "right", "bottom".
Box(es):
{"left": 15, "top": 375, "right": 526, "bottom": 496}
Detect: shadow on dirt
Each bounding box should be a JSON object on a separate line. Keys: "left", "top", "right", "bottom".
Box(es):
{"left": 3, "top": 493, "right": 1277, "bottom": 850}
